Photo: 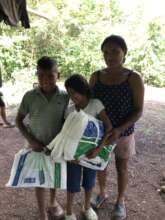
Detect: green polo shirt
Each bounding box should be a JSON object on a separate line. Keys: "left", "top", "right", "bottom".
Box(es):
{"left": 19, "top": 87, "right": 69, "bottom": 145}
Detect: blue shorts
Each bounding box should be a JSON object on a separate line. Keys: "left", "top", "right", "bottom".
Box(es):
{"left": 67, "top": 162, "right": 96, "bottom": 193}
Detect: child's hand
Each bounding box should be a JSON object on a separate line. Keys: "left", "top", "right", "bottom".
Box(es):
{"left": 69, "top": 160, "right": 79, "bottom": 164}
{"left": 87, "top": 148, "right": 100, "bottom": 159}
{"left": 29, "top": 141, "right": 44, "bottom": 152}
{"left": 43, "top": 147, "right": 51, "bottom": 155}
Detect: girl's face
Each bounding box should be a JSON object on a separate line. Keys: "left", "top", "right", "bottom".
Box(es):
{"left": 67, "top": 87, "right": 86, "bottom": 106}
{"left": 37, "top": 66, "right": 58, "bottom": 93}
{"left": 102, "top": 42, "right": 125, "bottom": 68}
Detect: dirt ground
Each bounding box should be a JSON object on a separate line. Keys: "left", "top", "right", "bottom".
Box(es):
{"left": 0, "top": 95, "right": 165, "bottom": 219}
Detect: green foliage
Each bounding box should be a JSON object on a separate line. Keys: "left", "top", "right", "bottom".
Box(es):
{"left": 109, "top": 0, "right": 123, "bottom": 25}
{"left": 0, "top": 0, "right": 165, "bottom": 87}
{"left": 0, "top": 25, "right": 30, "bottom": 80}
{"left": 128, "top": 19, "right": 165, "bottom": 87}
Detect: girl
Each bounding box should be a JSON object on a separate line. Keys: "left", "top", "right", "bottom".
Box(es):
{"left": 64, "top": 74, "right": 112, "bottom": 220}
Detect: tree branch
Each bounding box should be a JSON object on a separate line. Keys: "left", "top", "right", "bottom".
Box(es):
{"left": 27, "top": 7, "right": 52, "bottom": 21}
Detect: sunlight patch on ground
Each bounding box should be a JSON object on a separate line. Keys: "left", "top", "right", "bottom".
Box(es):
{"left": 145, "top": 85, "right": 165, "bottom": 103}
{"left": 1, "top": 81, "right": 65, "bottom": 106}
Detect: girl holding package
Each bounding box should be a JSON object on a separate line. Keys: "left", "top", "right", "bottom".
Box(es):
{"left": 64, "top": 74, "right": 112, "bottom": 220}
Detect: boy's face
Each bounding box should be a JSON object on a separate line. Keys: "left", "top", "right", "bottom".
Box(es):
{"left": 37, "top": 66, "right": 58, "bottom": 93}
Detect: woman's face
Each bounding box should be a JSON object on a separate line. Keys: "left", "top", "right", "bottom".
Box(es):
{"left": 102, "top": 42, "right": 125, "bottom": 68}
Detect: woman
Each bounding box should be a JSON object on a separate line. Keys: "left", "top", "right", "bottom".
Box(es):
{"left": 90, "top": 35, "right": 144, "bottom": 219}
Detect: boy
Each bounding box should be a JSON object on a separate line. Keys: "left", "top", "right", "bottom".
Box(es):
{"left": 16, "top": 56, "right": 69, "bottom": 220}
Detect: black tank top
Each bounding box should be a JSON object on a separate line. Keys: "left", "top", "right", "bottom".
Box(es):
{"left": 92, "top": 70, "right": 134, "bottom": 136}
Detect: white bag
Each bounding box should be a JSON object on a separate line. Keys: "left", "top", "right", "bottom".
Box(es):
{"left": 47, "top": 110, "right": 89, "bottom": 161}
{"left": 6, "top": 148, "right": 66, "bottom": 189}
{"left": 47, "top": 110, "right": 116, "bottom": 170}
{"left": 79, "top": 144, "right": 116, "bottom": 170}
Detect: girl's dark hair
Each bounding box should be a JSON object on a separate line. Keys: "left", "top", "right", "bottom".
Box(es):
{"left": 101, "top": 35, "right": 128, "bottom": 55}
{"left": 65, "top": 74, "right": 91, "bottom": 98}
{"left": 37, "top": 56, "right": 57, "bottom": 71}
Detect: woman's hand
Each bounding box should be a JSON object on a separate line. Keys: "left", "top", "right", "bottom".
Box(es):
{"left": 108, "top": 128, "right": 122, "bottom": 144}
{"left": 87, "top": 148, "right": 100, "bottom": 159}
{"left": 101, "top": 131, "right": 112, "bottom": 146}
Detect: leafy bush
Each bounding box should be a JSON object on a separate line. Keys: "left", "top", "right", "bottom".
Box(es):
{"left": 0, "top": 0, "right": 165, "bottom": 87}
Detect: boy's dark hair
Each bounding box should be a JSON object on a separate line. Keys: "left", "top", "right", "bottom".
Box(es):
{"left": 65, "top": 74, "right": 91, "bottom": 98}
{"left": 37, "top": 56, "right": 57, "bottom": 71}
{"left": 101, "top": 35, "right": 128, "bottom": 55}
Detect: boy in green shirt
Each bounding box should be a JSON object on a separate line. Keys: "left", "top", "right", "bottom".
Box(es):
{"left": 16, "top": 56, "right": 68, "bottom": 220}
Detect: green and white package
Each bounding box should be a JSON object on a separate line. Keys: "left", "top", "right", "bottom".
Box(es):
{"left": 48, "top": 110, "right": 116, "bottom": 170}
{"left": 6, "top": 148, "right": 66, "bottom": 189}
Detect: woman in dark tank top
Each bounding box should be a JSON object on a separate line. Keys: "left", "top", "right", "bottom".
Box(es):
{"left": 93, "top": 69, "right": 134, "bottom": 136}
{"left": 90, "top": 35, "right": 144, "bottom": 219}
